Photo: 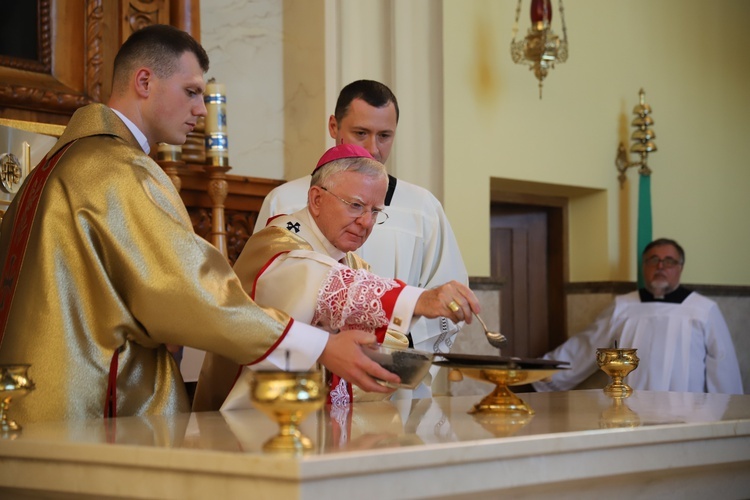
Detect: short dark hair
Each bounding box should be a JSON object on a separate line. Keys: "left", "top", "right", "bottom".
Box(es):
{"left": 334, "top": 80, "right": 399, "bottom": 123}
{"left": 642, "top": 238, "right": 685, "bottom": 264}
{"left": 112, "top": 24, "right": 209, "bottom": 92}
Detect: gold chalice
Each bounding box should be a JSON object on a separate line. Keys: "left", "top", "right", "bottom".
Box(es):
{"left": 250, "top": 370, "right": 327, "bottom": 453}
{"left": 596, "top": 348, "right": 639, "bottom": 396}
{"left": 0, "top": 364, "right": 35, "bottom": 433}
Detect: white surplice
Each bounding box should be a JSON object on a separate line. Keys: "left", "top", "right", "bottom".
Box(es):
{"left": 533, "top": 291, "right": 743, "bottom": 394}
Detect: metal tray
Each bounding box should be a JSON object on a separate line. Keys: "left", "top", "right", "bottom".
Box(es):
{"left": 433, "top": 352, "right": 569, "bottom": 369}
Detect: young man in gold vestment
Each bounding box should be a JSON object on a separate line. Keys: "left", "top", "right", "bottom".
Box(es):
{"left": 0, "top": 24, "right": 397, "bottom": 422}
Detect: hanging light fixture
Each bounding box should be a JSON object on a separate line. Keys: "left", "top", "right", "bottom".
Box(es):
{"left": 510, "top": 0, "right": 569, "bottom": 99}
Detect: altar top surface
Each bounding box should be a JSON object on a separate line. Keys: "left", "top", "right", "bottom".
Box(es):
{"left": 3, "top": 390, "right": 749, "bottom": 462}
{"left": 2, "top": 390, "right": 750, "bottom": 499}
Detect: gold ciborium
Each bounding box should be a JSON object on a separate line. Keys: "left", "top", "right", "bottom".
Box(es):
{"left": 0, "top": 364, "right": 35, "bottom": 433}
{"left": 596, "top": 348, "right": 639, "bottom": 396}
{"left": 457, "top": 368, "right": 560, "bottom": 415}
{"left": 250, "top": 370, "right": 327, "bottom": 453}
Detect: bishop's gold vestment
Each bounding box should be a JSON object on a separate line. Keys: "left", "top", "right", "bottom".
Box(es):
{"left": 0, "top": 104, "right": 297, "bottom": 422}
{"left": 194, "top": 209, "right": 418, "bottom": 411}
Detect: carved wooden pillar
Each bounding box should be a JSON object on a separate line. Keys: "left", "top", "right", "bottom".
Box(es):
{"left": 204, "top": 165, "right": 231, "bottom": 258}
{"left": 170, "top": 0, "right": 201, "bottom": 41}
{"left": 156, "top": 144, "right": 186, "bottom": 192}
{"left": 121, "top": 1, "right": 201, "bottom": 47}
{"left": 202, "top": 78, "right": 230, "bottom": 259}
{"left": 122, "top": 1, "right": 171, "bottom": 38}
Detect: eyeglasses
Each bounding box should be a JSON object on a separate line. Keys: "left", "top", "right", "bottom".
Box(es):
{"left": 320, "top": 187, "right": 389, "bottom": 225}
{"left": 643, "top": 256, "right": 683, "bottom": 269}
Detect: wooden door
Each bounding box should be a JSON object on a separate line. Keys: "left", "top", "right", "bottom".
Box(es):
{"left": 491, "top": 203, "right": 566, "bottom": 358}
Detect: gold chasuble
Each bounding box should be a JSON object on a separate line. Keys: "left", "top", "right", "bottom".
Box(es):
{"left": 0, "top": 104, "right": 292, "bottom": 422}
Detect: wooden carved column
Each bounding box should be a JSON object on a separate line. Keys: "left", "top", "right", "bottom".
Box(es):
{"left": 170, "top": 0, "right": 201, "bottom": 40}
{"left": 204, "top": 166, "right": 231, "bottom": 258}
{"left": 203, "top": 79, "right": 230, "bottom": 259}
{"left": 122, "top": 1, "right": 171, "bottom": 36}
{"left": 156, "top": 144, "right": 185, "bottom": 192}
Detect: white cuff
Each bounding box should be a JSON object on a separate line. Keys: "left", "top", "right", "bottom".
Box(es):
{"left": 252, "top": 320, "right": 328, "bottom": 371}
{"left": 389, "top": 285, "right": 424, "bottom": 335}
{"left": 221, "top": 321, "right": 330, "bottom": 412}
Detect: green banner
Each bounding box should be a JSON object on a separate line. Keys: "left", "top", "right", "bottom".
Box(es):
{"left": 637, "top": 172, "right": 652, "bottom": 288}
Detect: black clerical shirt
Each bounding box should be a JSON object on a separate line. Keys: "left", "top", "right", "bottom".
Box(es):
{"left": 638, "top": 285, "right": 693, "bottom": 304}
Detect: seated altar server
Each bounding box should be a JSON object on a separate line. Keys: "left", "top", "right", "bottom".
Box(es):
{"left": 193, "top": 144, "right": 479, "bottom": 410}
{"left": 533, "top": 238, "right": 743, "bottom": 394}
{"left": 0, "top": 25, "right": 398, "bottom": 423}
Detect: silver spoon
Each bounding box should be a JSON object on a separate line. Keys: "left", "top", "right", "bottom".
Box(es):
{"left": 474, "top": 312, "right": 508, "bottom": 349}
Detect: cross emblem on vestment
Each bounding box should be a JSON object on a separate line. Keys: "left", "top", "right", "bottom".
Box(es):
{"left": 286, "top": 221, "right": 301, "bottom": 233}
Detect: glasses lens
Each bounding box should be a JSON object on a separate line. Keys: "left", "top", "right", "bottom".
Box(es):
{"left": 374, "top": 211, "right": 388, "bottom": 225}
{"left": 644, "top": 256, "right": 681, "bottom": 268}
{"left": 323, "top": 188, "right": 387, "bottom": 224}
{"left": 347, "top": 204, "right": 365, "bottom": 218}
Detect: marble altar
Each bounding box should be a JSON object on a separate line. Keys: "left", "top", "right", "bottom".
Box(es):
{"left": 1, "top": 390, "right": 749, "bottom": 499}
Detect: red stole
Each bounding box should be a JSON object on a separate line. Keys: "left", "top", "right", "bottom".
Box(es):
{"left": 0, "top": 142, "right": 120, "bottom": 418}
{"left": 0, "top": 143, "right": 74, "bottom": 345}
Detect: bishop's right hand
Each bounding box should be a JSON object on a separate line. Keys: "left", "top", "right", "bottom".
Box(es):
{"left": 414, "top": 280, "right": 480, "bottom": 325}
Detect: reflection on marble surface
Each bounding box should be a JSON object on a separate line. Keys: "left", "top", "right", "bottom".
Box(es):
{"left": 5, "top": 390, "right": 746, "bottom": 454}
{"left": 0, "top": 364, "right": 35, "bottom": 434}
{"left": 599, "top": 395, "right": 641, "bottom": 429}
{"left": 3, "top": 391, "right": 750, "bottom": 500}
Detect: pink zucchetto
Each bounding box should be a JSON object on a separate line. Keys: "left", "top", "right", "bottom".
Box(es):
{"left": 313, "top": 144, "right": 374, "bottom": 175}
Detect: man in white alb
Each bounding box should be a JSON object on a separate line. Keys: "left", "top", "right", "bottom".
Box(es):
{"left": 533, "top": 238, "right": 743, "bottom": 394}
{"left": 254, "top": 80, "right": 469, "bottom": 398}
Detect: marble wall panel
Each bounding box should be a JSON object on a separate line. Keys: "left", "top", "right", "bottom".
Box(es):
{"left": 201, "top": 0, "right": 285, "bottom": 179}
{"left": 446, "top": 289, "right": 501, "bottom": 397}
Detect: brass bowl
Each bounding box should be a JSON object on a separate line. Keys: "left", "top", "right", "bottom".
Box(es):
{"left": 362, "top": 344, "right": 434, "bottom": 389}
{"left": 596, "top": 348, "right": 639, "bottom": 396}
{"left": 0, "top": 364, "right": 35, "bottom": 433}
{"left": 250, "top": 370, "right": 327, "bottom": 453}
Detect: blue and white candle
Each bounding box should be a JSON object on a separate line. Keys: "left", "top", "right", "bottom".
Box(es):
{"left": 204, "top": 80, "right": 228, "bottom": 166}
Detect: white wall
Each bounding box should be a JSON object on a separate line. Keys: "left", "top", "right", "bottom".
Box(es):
{"left": 443, "top": 0, "right": 750, "bottom": 283}
{"left": 202, "top": 0, "right": 750, "bottom": 285}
